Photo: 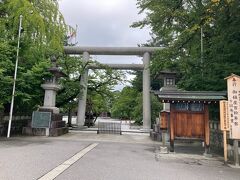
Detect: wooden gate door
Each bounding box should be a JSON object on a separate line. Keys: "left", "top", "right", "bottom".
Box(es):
{"left": 174, "top": 112, "right": 205, "bottom": 139}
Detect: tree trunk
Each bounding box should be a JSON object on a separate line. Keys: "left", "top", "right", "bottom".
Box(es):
{"left": 67, "top": 108, "right": 72, "bottom": 127}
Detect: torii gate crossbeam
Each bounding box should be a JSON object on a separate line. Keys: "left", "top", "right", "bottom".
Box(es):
{"left": 87, "top": 63, "right": 144, "bottom": 70}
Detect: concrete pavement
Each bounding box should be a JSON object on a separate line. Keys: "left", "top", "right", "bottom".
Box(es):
{"left": 0, "top": 131, "right": 240, "bottom": 180}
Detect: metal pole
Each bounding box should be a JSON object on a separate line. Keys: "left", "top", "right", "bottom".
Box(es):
{"left": 7, "top": 15, "right": 23, "bottom": 138}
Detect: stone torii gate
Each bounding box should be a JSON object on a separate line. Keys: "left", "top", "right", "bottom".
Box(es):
{"left": 64, "top": 46, "right": 162, "bottom": 130}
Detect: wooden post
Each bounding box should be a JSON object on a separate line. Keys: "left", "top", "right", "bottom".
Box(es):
{"left": 233, "top": 140, "right": 239, "bottom": 166}
{"left": 204, "top": 105, "right": 210, "bottom": 155}
{"left": 220, "top": 100, "right": 229, "bottom": 163}
{"left": 225, "top": 74, "right": 240, "bottom": 166}
{"left": 223, "top": 131, "right": 227, "bottom": 163}
{"left": 170, "top": 105, "right": 174, "bottom": 152}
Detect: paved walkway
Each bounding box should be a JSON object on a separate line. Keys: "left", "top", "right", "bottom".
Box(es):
{"left": 0, "top": 131, "right": 240, "bottom": 180}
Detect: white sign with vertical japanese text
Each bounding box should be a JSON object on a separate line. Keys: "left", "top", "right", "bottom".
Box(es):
{"left": 220, "top": 100, "right": 229, "bottom": 131}
{"left": 226, "top": 74, "right": 240, "bottom": 139}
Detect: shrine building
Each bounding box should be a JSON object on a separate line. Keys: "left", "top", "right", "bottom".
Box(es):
{"left": 153, "top": 71, "right": 227, "bottom": 154}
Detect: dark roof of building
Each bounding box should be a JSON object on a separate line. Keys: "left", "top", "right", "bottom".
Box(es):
{"left": 159, "top": 70, "right": 177, "bottom": 75}
{"left": 152, "top": 90, "right": 227, "bottom": 102}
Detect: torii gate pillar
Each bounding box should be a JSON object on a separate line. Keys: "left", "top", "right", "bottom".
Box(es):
{"left": 77, "top": 51, "right": 89, "bottom": 126}
{"left": 142, "top": 52, "right": 151, "bottom": 130}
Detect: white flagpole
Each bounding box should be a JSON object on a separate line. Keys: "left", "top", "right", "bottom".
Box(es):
{"left": 7, "top": 15, "right": 23, "bottom": 138}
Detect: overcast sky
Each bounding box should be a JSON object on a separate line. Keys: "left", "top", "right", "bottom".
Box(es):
{"left": 59, "top": 0, "right": 150, "bottom": 89}
{"left": 59, "top": 0, "right": 150, "bottom": 88}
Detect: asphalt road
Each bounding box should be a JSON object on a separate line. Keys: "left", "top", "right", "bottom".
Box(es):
{"left": 0, "top": 132, "right": 240, "bottom": 180}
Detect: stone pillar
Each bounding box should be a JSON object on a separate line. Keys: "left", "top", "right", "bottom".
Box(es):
{"left": 77, "top": 52, "right": 90, "bottom": 126}
{"left": 43, "top": 88, "right": 57, "bottom": 107}
{"left": 142, "top": 52, "right": 151, "bottom": 130}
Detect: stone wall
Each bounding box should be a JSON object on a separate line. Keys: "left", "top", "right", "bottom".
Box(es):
{"left": 210, "top": 121, "right": 223, "bottom": 154}
{"left": 210, "top": 121, "right": 240, "bottom": 158}
{"left": 0, "top": 115, "right": 31, "bottom": 136}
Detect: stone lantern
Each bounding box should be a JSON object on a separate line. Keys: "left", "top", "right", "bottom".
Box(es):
{"left": 23, "top": 56, "right": 68, "bottom": 136}
{"left": 159, "top": 70, "right": 178, "bottom": 112}
{"left": 40, "top": 56, "right": 66, "bottom": 114}
{"left": 158, "top": 70, "right": 178, "bottom": 153}
{"left": 159, "top": 70, "right": 178, "bottom": 92}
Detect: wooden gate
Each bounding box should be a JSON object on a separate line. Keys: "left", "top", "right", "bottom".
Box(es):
{"left": 169, "top": 103, "right": 210, "bottom": 152}
{"left": 174, "top": 112, "right": 205, "bottom": 138}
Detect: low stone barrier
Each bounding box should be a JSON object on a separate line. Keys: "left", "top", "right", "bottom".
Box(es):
{"left": 97, "top": 121, "right": 122, "bottom": 135}
{"left": 210, "top": 121, "right": 223, "bottom": 153}
{"left": 209, "top": 121, "right": 240, "bottom": 158}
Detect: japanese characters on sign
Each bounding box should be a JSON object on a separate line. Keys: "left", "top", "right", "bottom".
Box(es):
{"left": 160, "top": 111, "right": 168, "bottom": 129}
{"left": 226, "top": 75, "right": 240, "bottom": 139}
{"left": 220, "top": 100, "right": 229, "bottom": 131}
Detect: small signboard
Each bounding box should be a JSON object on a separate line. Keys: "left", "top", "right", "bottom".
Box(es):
{"left": 220, "top": 100, "right": 229, "bottom": 131}
{"left": 225, "top": 74, "right": 240, "bottom": 139}
{"left": 32, "top": 111, "right": 51, "bottom": 128}
{"left": 160, "top": 111, "right": 168, "bottom": 129}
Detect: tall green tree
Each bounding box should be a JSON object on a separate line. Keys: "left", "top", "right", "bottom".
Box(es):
{"left": 0, "top": 0, "right": 67, "bottom": 114}
{"left": 111, "top": 85, "right": 162, "bottom": 125}
{"left": 133, "top": 0, "right": 240, "bottom": 91}
{"left": 0, "top": 0, "right": 126, "bottom": 121}
{"left": 56, "top": 57, "right": 126, "bottom": 124}
{"left": 87, "top": 68, "right": 125, "bottom": 118}
{"left": 111, "top": 87, "right": 138, "bottom": 119}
